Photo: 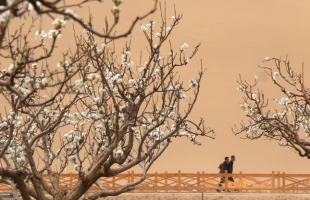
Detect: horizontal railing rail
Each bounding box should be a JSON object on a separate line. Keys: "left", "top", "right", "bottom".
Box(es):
{"left": 0, "top": 170, "right": 310, "bottom": 193}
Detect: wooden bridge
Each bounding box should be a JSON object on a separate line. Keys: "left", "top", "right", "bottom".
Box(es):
{"left": 0, "top": 171, "right": 310, "bottom": 193}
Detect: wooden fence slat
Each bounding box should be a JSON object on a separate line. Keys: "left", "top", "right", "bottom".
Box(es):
{"left": 224, "top": 170, "right": 228, "bottom": 193}
{"left": 239, "top": 171, "right": 243, "bottom": 193}
{"left": 282, "top": 172, "right": 285, "bottom": 193}
{"left": 178, "top": 170, "right": 181, "bottom": 193}
{"left": 277, "top": 171, "right": 280, "bottom": 193}
{"left": 165, "top": 171, "right": 168, "bottom": 192}
{"left": 197, "top": 172, "right": 200, "bottom": 192}
{"left": 154, "top": 172, "right": 158, "bottom": 193}
{"left": 70, "top": 172, "right": 73, "bottom": 190}
{"left": 128, "top": 171, "right": 130, "bottom": 184}
{"left": 202, "top": 171, "right": 205, "bottom": 183}
{"left": 272, "top": 171, "right": 275, "bottom": 193}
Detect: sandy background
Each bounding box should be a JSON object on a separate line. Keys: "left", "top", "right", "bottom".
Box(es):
{"left": 112, "top": 0, "right": 310, "bottom": 174}
{"left": 2, "top": 0, "right": 310, "bottom": 174}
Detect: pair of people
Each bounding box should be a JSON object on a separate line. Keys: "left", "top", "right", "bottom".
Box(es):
{"left": 217, "top": 155, "right": 236, "bottom": 192}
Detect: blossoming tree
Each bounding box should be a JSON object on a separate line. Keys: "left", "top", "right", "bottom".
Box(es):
{"left": 0, "top": 0, "right": 214, "bottom": 199}
{"left": 233, "top": 57, "right": 310, "bottom": 159}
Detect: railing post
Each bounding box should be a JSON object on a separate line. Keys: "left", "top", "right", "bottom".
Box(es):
{"left": 282, "top": 172, "right": 285, "bottom": 193}
{"left": 239, "top": 171, "right": 243, "bottom": 193}
{"left": 154, "top": 172, "right": 158, "bottom": 193}
{"left": 277, "top": 171, "right": 280, "bottom": 193}
{"left": 197, "top": 172, "right": 200, "bottom": 192}
{"left": 202, "top": 171, "right": 205, "bottom": 183}
{"left": 224, "top": 170, "right": 228, "bottom": 193}
{"left": 130, "top": 171, "right": 134, "bottom": 193}
{"left": 271, "top": 171, "right": 275, "bottom": 193}
{"left": 178, "top": 170, "right": 181, "bottom": 193}
{"left": 70, "top": 172, "right": 73, "bottom": 190}
{"left": 165, "top": 171, "right": 168, "bottom": 192}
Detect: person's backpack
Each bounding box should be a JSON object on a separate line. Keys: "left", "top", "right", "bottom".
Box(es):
{"left": 218, "top": 163, "right": 223, "bottom": 170}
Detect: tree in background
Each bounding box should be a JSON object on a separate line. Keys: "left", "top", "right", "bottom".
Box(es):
{"left": 233, "top": 57, "right": 310, "bottom": 159}
{"left": 0, "top": 0, "right": 214, "bottom": 199}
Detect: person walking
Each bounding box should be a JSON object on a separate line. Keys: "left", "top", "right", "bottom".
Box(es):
{"left": 217, "top": 157, "right": 229, "bottom": 192}
{"left": 227, "top": 155, "right": 235, "bottom": 182}
{"left": 227, "top": 155, "right": 238, "bottom": 192}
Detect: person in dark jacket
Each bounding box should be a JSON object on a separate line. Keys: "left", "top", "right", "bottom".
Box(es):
{"left": 219, "top": 157, "right": 229, "bottom": 174}
{"left": 227, "top": 155, "right": 235, "bottom": 182}
{"left": 217, "top": 157, "right": 229, "bottom": 192}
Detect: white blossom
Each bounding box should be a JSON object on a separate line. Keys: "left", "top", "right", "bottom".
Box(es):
{"left": 16, "top": 157, "right": 25, "bottom": 166}
{"left": 28, "top": 1, "right": 42, "bottom": 18}
{"left": 0, "top": 10, "right": 12, "bottom": 25}
{"left": 35, "top": 30, "right": 47, "bottom": 40}
{"left": 68, "top": 155, "right": 77, "bottom": 164}
{"left": 8, "top": 64, "right": 16, "bottom": 73}
{"left": 179, "top": 132, "right": 187, "bottom": 136}
{"left": 128, "top": 79, "right": 136, "bottom": 84}
{"left": 24, "top": 76, "right": 34, "bottom": 88}
{"left": 48, "top": 29, "right": 61, "bottom": 38}
{"left": 168, "top": 112, "right": 175, "bottom": 118}
{"left": 52, "top": 16, "right": 67, "bottom": 29}
{"left": 141, "top": 25, "right": 148, "bottom": 32}
{"left": 166, "top": 27, "right": 171, "bottom": 32}
{"left": 237, "top": 85, "right": 245, "bottom": 92}
{"left": 275, "top": 97, "right": 291, "bottom": 107}
{"left": 127, "top": 61, "right": 134, "bottom": 68}
{"left": 15, "top": 54, "right": 22, "bottom": 63}
{"left": 170, "top": 16, "right": 176, "bottom": 21}
{"left": 168, "top": 51, "right": 175, "bottom": 57}
{"left": 113, "top": 6, "right": 120, "bottom": 12}
{"left": 273, "top": 72, "right": 280, "bottom": 80}
{"left": 155, "top": 32, "right": 161, "bottom": 37}
{"left": 65, "top": 9, "right": 78, "bottom": 19}
{"left": 188, "top": 134, "right": 196, "bottom": 141}
{"left": 115, "top": 150, "right": 123, "bottom": 157}
{"left": 189, "top": 78, "right": 198, "bottom": 89}
{"left": 180, "top": 43, "right": 189, "bottom": 52}
{"left": 57, "top": 61, "right": 69, "bottom": 68}
{"left": 99, "top": 88, "right": 106, "bottom": 93}
{"left": 87, "top": 73, "right": 100, "bottom": 84}
{"left": 75, "top": 79, "right": 85, "bottom": 91}
{"left": 73, "top": 136, "right": 81, "bottom": 145}
{"left": 180, "top": 93, "right": 186, "bottom": 99}
{"left": 31, "top": 63, "right": 37, "bottom": 68}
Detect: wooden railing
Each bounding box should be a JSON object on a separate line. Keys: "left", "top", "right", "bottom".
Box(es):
{"left": 0, "top": 171, "right": 310, "bottom": 193}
